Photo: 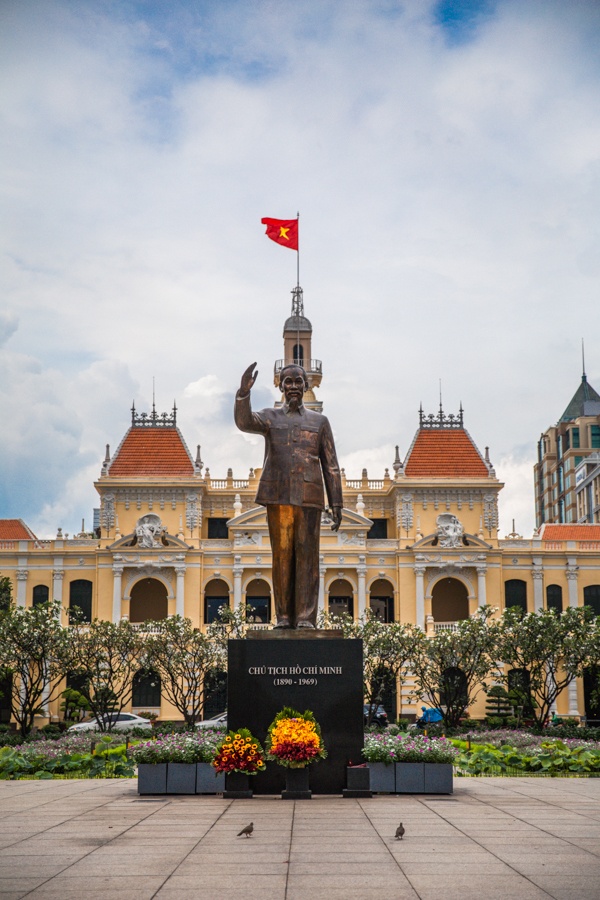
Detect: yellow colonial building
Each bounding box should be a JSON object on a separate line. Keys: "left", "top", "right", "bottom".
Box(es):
{"left": 2, "top": 297, "right": 600, "bottom": 725}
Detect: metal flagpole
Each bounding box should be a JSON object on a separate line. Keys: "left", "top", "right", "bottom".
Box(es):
{"left": 296, "top": 212, "right": 300, "bottom": 367}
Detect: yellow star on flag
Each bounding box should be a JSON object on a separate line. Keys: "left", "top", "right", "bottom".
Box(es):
{"left": 279, "top": 226, "right": 290, "bottom": 240}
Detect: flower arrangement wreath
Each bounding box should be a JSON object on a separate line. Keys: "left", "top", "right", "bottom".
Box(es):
{"left": 265, "top": 707, "right": 327, "bottom": 769}
{"left": 212, "top": 729, "right": 266, "bottom": 775}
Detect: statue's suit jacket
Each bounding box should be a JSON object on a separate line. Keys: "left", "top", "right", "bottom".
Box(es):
{"left": 234, "top": 393, "right": 343, "bottom": 511}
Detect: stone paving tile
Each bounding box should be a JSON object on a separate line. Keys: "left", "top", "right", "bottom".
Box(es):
{"left": 529, "top": 875, "right": 600, "bottom": 900}
{"left": 285, "top": 873, "right": 419, "bottom": 900}
{"left": 405, "top": 873, "right": 554, "bottom": 900}
{"left": 26, "top": 875, "right": 167, "bottom": 899}
{"left": 154, "top": 873, "right": 288, "bottom": 899}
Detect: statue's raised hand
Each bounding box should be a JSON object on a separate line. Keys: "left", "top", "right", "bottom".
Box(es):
{"left": 239, "top": 362, "right": 258, "bottom": 396}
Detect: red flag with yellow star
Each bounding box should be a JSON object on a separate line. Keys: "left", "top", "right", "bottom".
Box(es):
{"left": 261, "top": 217, "right": 298, "bottom": 251}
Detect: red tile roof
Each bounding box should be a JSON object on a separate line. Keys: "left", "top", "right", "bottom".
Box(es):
{"left": 404, "top": 429, "right": 490, "bottom": 477}
{"left": 0, "top": 519, "right": 37, "bottom": 540}
{"left": 108, "top": 428, "right": 194, "bottom": 476}
{"left": 539, "top": 524, "right": 600, "bottom": 541}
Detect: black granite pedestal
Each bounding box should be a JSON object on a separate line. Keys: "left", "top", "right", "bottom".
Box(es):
{"left": 227, "top": 634, "right": 363, "bottom": 795}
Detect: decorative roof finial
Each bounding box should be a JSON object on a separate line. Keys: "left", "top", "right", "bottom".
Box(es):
{"left": 393, "top": 444, "right": 403, "bottom": 475}
{"left": 582, "top": 338, "right": 587, "bottom": 381}
{"left": 195, "top": 444, "right": 203, "bottom": 474}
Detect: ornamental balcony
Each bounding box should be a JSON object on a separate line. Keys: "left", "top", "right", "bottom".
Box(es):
{"left": 273, "top": 358, "right": 323, "bottom": 390}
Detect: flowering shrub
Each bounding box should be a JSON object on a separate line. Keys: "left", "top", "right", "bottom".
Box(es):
{"left": 266, "top": 708, "right": 326, "bottom": 769}
{"left": 129, "top": 730, "right": 221, "bottom": 765}
{"left": 0, "top": 733, "right": 134, "bottom": 779}
{"left": 212, "top": 729, "right": 266, "bottom": 775}
{"left": 362, "top": 733, "right": 460, "bottom": 765}
{"left": 455, "top": 729, "right": 600, "bottom": 752}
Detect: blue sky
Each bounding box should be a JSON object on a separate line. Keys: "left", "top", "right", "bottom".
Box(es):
{"left": 2, "top": 0, "right": 600, "bottom": 537}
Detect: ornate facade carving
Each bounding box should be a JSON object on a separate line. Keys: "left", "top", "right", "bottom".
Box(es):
{"left": 134, "top": 514, "right": 166, "bottom": 548}
{"left": 483, "top": 493, "right": 499, "bottom": 532}
{"left": 101, "top": 494, "right": 115, "bottom": 530}
{"left": 185, "top": 493, "right": 201, "bottom": 532}
{"left": 435, "top": 513, "right": 464, "bottom": 547}
{"left": 396, "top": 493, "right": 414, "bottom": 535}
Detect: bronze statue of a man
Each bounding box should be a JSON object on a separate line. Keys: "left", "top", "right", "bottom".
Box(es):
{"left": 235, "top": 362, "right": 343, "bottom": 629}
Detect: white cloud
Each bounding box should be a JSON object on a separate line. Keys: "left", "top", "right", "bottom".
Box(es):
{"left": 2, "top": 0, "right": 600, "bottom": 538}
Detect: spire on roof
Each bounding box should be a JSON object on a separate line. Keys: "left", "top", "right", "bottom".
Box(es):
{"left": 559, "top": 369, "right": 600, "bottom": 422}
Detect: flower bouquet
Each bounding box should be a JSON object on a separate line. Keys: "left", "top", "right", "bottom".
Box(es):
{"left": 265, "top": 707, "right": 327, "bottom": 769}
{"left": 212, "top": 729, "right": 266, "bottom": 775}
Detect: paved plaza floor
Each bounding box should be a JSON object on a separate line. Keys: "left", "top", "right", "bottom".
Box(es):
{"left": 0, "top": 777, "right": 599, "bottom": 899}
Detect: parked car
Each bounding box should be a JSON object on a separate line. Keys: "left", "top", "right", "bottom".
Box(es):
{"left": 68, "top": 713, "right": 152, "bottom": 733}
{"left": 195, "top": 712, "right": 227, "bottom": 729}
{"left": 363, "top": 704, "right": 388, "bottom": 727}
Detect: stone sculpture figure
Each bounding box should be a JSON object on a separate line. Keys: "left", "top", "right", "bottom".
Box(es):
{"left": 235, "top": 362, "right": 343, "bottom": 628}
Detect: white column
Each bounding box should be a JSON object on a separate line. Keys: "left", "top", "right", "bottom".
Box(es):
{"left": 175, "top": 565, "right": 186, "bottom": 617}
{"left": 357, "top": 556, "right": 367, "bottom": 618}
{"left": 476, "top": 565, "right": 487, "bottom": 607}
{"left": 16, "top": 570, "right": 28, "bottom": 607}
{"left": 52, "top": 568, "right": 64, "bottom": 607}
{"left": 112, "top": 565, "right": 123, "bottom": 623}
{"left": 567, "top": 681, "right": 580, "bottom": 717}
{"left": 415, "top": 565, "right": 426, "bottom": 630}
{"left": 233, "top": 556, "right": 243, "bottom": 609}
{"left": 566, "top": 559, "right": 579, "bottom": 608}
{"left": 318, "top": 555, "right": 325, "bottom": 615}
{"left": 532, "top": 571, "right": 544, "bottom": 612}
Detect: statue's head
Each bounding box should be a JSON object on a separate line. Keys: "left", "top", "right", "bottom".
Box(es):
{"left": 279, "top": 364, "right": 308, "bottom": 408}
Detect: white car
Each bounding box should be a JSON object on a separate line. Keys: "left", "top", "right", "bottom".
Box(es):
{"left": 195, "top": 712, "right": 227, "bottom": 729}
{"left": 68, "top": 713, "right": 152, "bottom": 733}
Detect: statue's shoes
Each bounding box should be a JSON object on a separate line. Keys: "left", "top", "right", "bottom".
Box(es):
{"left": 296, "top": 621, "right": 315, "bottom": 629}
{"left": 274, "top": 619, "right": 292, "bottom": 629}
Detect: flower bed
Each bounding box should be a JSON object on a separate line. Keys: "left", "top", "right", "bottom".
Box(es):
{"left": 363, "top": 733, "right": 460, "bottom": 765}
{"left": 129, "top": 730, "right": 222, "bottom": 765}
{"left": 0, "top": 733, "right": 134, "bottom": 779}
{"left": 454, "top": 729, "right": 600, "bottom": 752}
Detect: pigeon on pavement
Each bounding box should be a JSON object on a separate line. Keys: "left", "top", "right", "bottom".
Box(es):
{"left": 238, "top": 822, "right": 254, "bottom": 837}
{"left": 395, "top": 823, "right": 405, "bottom": 840}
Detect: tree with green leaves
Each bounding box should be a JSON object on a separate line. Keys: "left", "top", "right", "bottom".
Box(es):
{"left": 0, "top": 601, "right": 70, "bottom": 737}
{"left": 410, "top": 606, "right": 501, "bottom": 729}
{"left": 142, "top": 616, "right": 226, "bottom": 728}
{"left": 66, "top": 618, "right": 144, "bottom": 731}
{"left": 206, "top": 602, "right": 256, "bottom": 650}
{"left": 496, "top": 605, "right": 597, "bottom": 729}
{"left": 0, "top": 575, "right": 13, "bottom": 613}
{"left": 320, "top": 610, "right": 421, "bottom": 725}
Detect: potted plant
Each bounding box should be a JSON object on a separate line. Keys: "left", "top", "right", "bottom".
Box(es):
{"left": 363, "top": 733, "right": 459, "bottom": 793}
{"left": 265, "top": 707, "right": 327, "bottom": 799}
{"left": 213, "top": 729, "right": 266, "bottom": 798}
{"left": 130, "top": 731, "right": 224, "bottom": 794}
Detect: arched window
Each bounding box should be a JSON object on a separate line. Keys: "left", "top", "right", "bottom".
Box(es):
{"left": 440, "top": 667, "right": 468, "bottom": 710}
{"left": 505, "top": 579, "right": 527, "bottom": 613}
{"left": 508, "top": 668, "right": 534, "bottom": 717}
{"left": 546, "top": 584, "right": 563, "bottom": 614}
{"left": 204, "top": 579, "right": 230, "bottom": 624}
{"left": 132, "top": 671, "right": 161, "bottom": 709}
{"left": 328, "top": 579, "right": 354, "bottom": 619}
{"left": 369, "top": 579, "right": 394, "bottom": 622}
{"left": 32, "top": 585, "right": 49, "bottom": 607}
{"left": 432, "top": 578, "right": 469, "bottom": 622}
{"left": 584, "top": 668, "right": 600, "bottom": 724}
{"left": 245, "top": 579, "right": 271, "bottom": 624}
{"left": 130, "top": 578, "right": 168, "bottom": 623}
{"left": 0, "top": 673, "right": 12, "bottom": 724}
{"left": 293, "top": 344, "right": 304, "bottom": 366}
{"left": 69, "top": 579, "right": 92, "bottom": 623}
{"left": 584, "top": 585, "right": 600, "bottom": 616}
{"left": 204, "top": 668, "right": 227, "bottom": 719}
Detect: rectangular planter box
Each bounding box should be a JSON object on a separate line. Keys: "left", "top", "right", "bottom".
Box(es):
{"left": 166, "top": 763, "right": 196, "bottom": 794}
{"left": 137, "top": 763, "right": 167, "bottom": 795}
{"left": 368, "top": 762, "right": 395, "bottom": 793}
{"left": 196, "top": 763, "right": 225, "bottom": 794}
{"left": 395, "top": 762, "right": 425, "bottom": 793}
{"left": 424, "top": 763, "right": 453, "bottom": 794}
{"left": 343, "top": 765, "right": 372, "bottom": 798}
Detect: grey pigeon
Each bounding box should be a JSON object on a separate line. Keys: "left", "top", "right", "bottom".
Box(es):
{"left": 237, "top": 822, "right": 254, "bottom": 838}
{"left": 395, "top": 823, "right": 405, "bottom": 840}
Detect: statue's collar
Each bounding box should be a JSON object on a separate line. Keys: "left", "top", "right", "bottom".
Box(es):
{"left": 282, "top": 402, "right": 305, "bottom": 416}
